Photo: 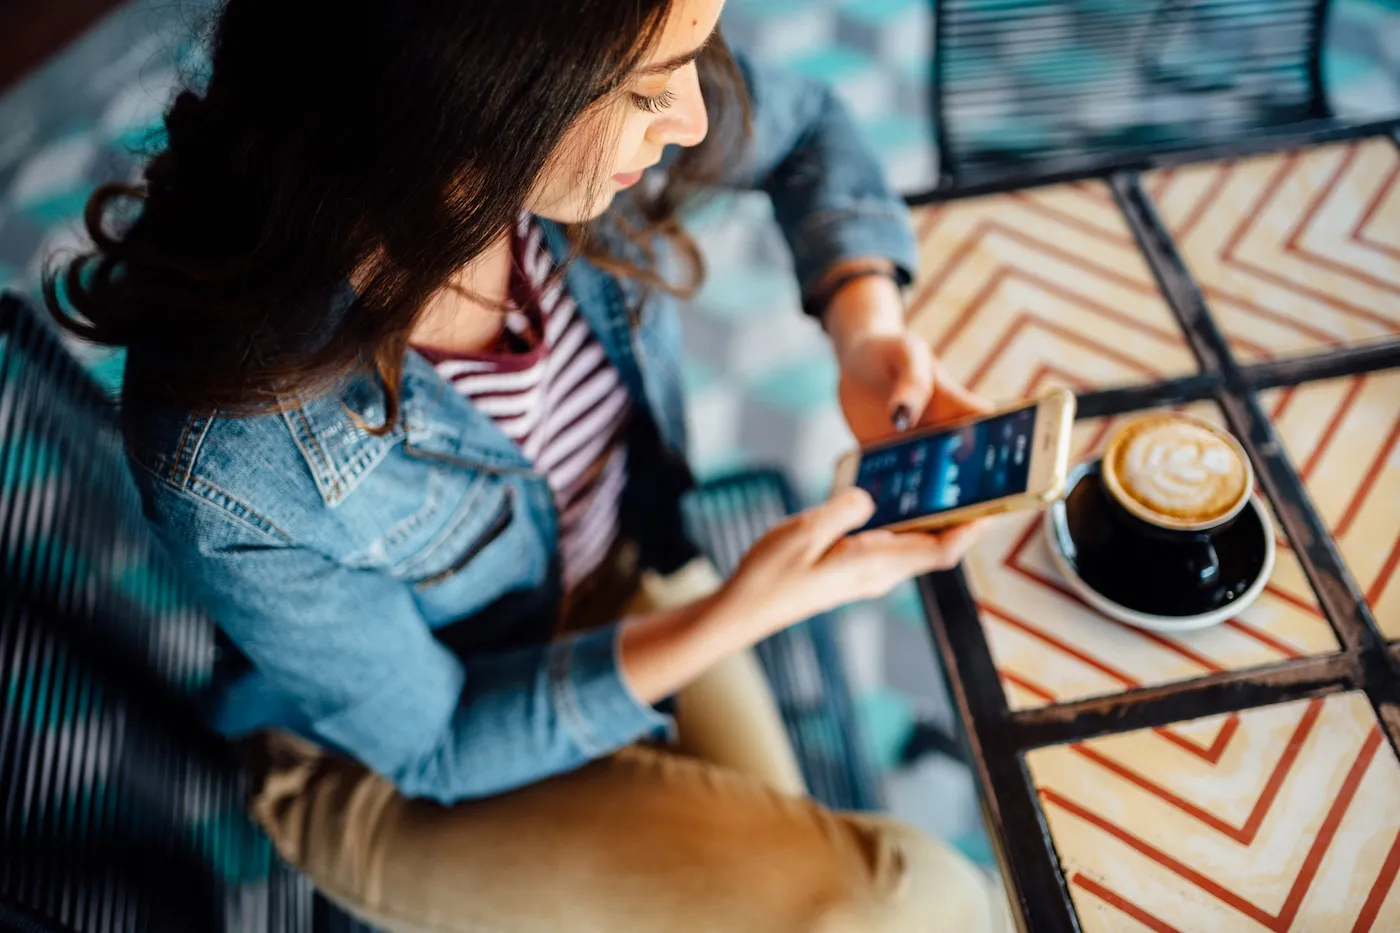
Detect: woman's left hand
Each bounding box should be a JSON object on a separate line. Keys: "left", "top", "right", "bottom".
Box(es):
{"left": 817, "top": 258, "right": 993, "bottom": 443}
{"left": 837, "top": 331, "right": 992, "bottom": 444}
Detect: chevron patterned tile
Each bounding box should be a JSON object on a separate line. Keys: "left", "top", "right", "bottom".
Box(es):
{"left": 907, "top": 182, "right": 1198, "bottom": 404}
{"left": 963, "top": 396, "right": 1336, "bottom": 713}
{"left": 1026, "top": 691, "right": 1400, "bottom": 932}
{"left": 1261, "top": 370, "right": 1400, "bottom": 640}
{"left": 1145, "top": 138, "right": 1400, "bottom": 362}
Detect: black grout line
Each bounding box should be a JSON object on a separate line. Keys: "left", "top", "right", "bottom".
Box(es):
{"left": 1113, "top": 171, "right": 1400, "bottom": 754}
{"left": 919, "top": 572, "right": 1081, "bottom": 933}
{"left": 1242, "top": 340, "right": 1400, "bottom": 389}
{"left": 1109, "top": 174, "right": 1235, "bottom": 376}
{"left": 1218, "top": 392, "right": 1400, "bottom": 691}
{"left": 1010, "top": 655, "right": 1355, "bottom": 748}
{"left": 910, "top": 127, "right": 1400, "bottom": 930}
{"left": 903, "top": 119, "right": 1400, "bottom": 205}
{"left": 1073, "top": 373, "right": 1219, "bottom": 419}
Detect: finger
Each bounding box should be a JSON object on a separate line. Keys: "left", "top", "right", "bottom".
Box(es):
{"left": 806, "top": 529, "right": 967, "bottom": 607}
{"left": 813, "top": 536, "right": 946, "bottom": 603}
{"left": 887, "top": 339, "right": 936, "bottom": 431}
{"left": 798, "top": 488, "right": 877, "bottom": 557}
{"left": 919, "top": 359, "right": 995, "bottom": 425}
{"left": 924, "top": 518, "right": 991, "bottom": 563}
{"left": 835, "top": 518, "right": 988, "bottom": 561}
{"left": 838, "top": 518, "right": 991, "bottom": 582}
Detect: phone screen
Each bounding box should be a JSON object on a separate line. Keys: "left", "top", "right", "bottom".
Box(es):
{"left": 855, "top": 405, "right": 1038, "bottom": 529}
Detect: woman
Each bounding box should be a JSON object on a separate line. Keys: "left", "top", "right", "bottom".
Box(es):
{"left": 48, "top": 0, "right": 1008, "bottom": 930}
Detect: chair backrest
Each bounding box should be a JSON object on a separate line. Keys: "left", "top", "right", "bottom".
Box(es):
{"left": 683, "top": 473, "right": 884, "bottom": 812}
{"left": 933, "top": 0, "right": 1331, "bottom": 190}
{"left": 0, "top": 294, "right": 313, "bottom": 933}
{"left": 0, "top": 291, "right": 883, "bottom": 933}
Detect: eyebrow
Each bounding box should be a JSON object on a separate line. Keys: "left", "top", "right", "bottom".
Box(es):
{"left": 633, "top": 26, "right": 718, "bottom": 77}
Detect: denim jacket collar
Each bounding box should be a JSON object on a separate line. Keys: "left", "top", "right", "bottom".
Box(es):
{"left": 295, "top": 219, "right": 652, "bottom": 502}
{"left": 284, "top": 354, "right": 516, "bottom": 507}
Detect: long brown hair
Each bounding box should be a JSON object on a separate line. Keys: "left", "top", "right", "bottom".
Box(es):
{"left": 44, "top": 0, "right": 749, "bottom": 432}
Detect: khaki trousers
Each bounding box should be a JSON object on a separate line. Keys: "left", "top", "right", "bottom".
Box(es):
{"left": 244, "top": 554, "right": 1012, "bottom": 933}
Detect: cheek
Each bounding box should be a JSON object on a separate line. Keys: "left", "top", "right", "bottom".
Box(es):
{"left": 612, "top": 113, "right": 652, "bottom": 169}
{"left": 525, "top": 107, "right": 651, "bottom": 221}
{"left": 549, "top": 114, "right": 628, "bottom": 187}
{"left": 527, "top": 127, "right": 603, "bottom": 212}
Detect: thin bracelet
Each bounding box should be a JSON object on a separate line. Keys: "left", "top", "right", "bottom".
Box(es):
{"left": 801, "top": 267, "right": 902, "bottom": 322}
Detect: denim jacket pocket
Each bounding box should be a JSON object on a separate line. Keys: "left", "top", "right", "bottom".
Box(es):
{"left": 412, "top": 487, "right": 513, "bottom": 591}
{"left": 384, "top": 473, "right": 513, "bottom": 585}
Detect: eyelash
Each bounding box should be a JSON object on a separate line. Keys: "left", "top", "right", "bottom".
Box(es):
{"left": 631, "top": 88, "right": 677, "bottom": 114}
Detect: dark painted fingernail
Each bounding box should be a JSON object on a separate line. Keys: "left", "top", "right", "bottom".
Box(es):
{"left": 892, "top": 405, "right": 911, "bottom": 432}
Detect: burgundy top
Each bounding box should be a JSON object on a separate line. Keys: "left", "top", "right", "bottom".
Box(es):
{"left": 416, "top": 217, "right": 632, "bottom": 591}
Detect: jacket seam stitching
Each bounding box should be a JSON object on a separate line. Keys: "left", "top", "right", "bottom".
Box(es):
{"left": 184, "top": 412, "right": 214, "bottom": 476}
{"left": 137, "top": 459, "right": 294, "bottom": 542}
{"left": 548, "top": 641, "right": 604, "bottom": 757}
{"left": 283, "top": 407, "right": 339, "bottom": 501}
{"left": 295, "top": 406, "right": 341, "bottom": 495}
{"left": 392, "top": 479, "right": 496, "bottom": 581}
{"left": 409, "top": 488, "right": 514, "bottom": 590}
{"left": 379, "top": 469, "right": 444, "bottom": 552}
{"left": 168, "top": 413, "right": 197, "bottom": 483}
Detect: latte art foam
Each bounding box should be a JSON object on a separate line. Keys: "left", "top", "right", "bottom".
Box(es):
{"left": 1104, "top": 416, "right": 1250, "bottom": 529}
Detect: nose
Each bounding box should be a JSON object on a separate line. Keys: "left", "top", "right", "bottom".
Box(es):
{"left": 650, "top": 62, "right": 708, "bottom": 149}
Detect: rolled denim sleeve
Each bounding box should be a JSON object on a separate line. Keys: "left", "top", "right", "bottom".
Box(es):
{"left": 729, "top": 51, "right": 919, "bottom": 299}
{"left": 159, "top": 495, "right": 667, "bottom": 803}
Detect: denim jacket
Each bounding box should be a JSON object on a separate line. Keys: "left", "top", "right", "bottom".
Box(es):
{"left": 124, "top": 53, "right": 917, "bottom": 803}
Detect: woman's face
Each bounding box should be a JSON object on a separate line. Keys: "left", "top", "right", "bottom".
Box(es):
{"left": 525, "top": 0, "right": 726, "bottom": 223}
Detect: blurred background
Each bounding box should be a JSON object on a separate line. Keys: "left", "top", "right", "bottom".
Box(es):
{"left": 2, "top": 0, "right": 1399, "bottom": 897}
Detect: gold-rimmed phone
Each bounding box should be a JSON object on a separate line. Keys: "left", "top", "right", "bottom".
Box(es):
{"left": 831, "top": 388, "right": 1076, "bottom": 532}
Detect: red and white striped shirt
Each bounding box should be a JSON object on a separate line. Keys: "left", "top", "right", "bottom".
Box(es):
{"left": 416, "top": 217, "right": 632, "bottom": 591}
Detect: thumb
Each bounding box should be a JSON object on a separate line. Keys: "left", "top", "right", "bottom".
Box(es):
{"left": 929, "top": 358, "right": 995, "bottom": 418}
{"left": 799, "top": 488, "right": 877, "bottom": 558}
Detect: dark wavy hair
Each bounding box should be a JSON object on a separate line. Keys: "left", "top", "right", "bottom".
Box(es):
{"left": 45, "top": 0, "right": 748, "bottom": 432}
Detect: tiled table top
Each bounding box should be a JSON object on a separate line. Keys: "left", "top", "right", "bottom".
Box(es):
{"left": 1143, "top": 139, "right": 1400, "bottom": 362}
{"left": 1261, "top": 371, "right": 1400, "bottom": 640}
{"left": 907, "top": 181, "right": 1198, "bottom": 401}
{"left": 914, "top": 137, "right": 1400, "bottom": 933}
{"left": 1026, "top": 690, "right": 1400, "bottom": 932}
{"left": 964, "top": 399, "right": 1337, "bottom": 712}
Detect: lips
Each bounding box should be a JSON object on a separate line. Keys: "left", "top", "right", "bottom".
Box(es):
{"left": 612, "top": 169, "right": 645, "bottom": 187}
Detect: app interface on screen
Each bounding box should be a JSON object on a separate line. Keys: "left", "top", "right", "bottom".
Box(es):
{"left": 855, "top": 406, "right": 1037, "bottom": 529}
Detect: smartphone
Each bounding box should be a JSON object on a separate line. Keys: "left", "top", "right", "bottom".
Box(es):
{"left": 831, "top": 388, "right": 1076, "bottom": 532}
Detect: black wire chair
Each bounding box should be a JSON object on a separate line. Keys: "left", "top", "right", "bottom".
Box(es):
{"left": 0, "top": 292, "right": 882, "bottom": 932}
{"left": 931, "top": 0, "right": 1337, "bottom": 193}
{"left": 682, "top": 473, "right": 885, "bottom": 812}
{"left": 0, "top": 293, "right": 315, "bottom": 933}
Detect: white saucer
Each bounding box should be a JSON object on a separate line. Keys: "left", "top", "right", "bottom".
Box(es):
{"left": 1042, "top": 493, "right": 1277, "bottom": 633}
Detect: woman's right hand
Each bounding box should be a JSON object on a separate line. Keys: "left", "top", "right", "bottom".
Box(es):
{"left": 619, "top": 489, "right": 985, "bottom": 705}
{"left": 713, "top": 488, "right": 987, "bottom": 641}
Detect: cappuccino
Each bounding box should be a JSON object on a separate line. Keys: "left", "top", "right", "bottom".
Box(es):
{"left": 1102, "top": 414, "right": 1251, "bottom": 531}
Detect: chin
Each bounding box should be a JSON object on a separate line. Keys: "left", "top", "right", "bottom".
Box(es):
{"left": 530, "top": 189, "right": 618, "bottom": 225}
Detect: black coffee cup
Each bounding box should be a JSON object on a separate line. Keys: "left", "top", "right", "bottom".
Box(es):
{"left": 1098, "top": 413, "right": 1254, "bottom": 592}
{"left": 1051, "top": 458, "right": 1273, "bottom": 623}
